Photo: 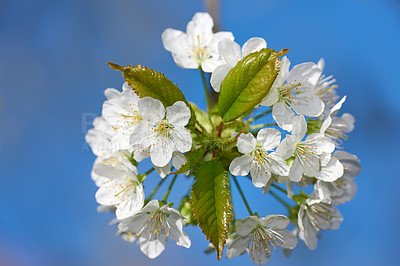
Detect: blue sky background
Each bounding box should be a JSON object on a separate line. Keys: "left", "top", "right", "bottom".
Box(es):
{"left": 1, "top": 0, "right": 400, "bottom": 265}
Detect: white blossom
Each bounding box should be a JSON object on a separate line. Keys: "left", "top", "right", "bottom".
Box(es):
{"left": 162, "top": 12, "right": 234, "bottom": 72}
{"left": 227, "top": 215, "right": 297, "bottom": 265}
{"left": 210, "top": 37, "right": 267, "bottom": 92}
{"left": 130, "top": 98, "right": 192, "bottom": 167}
{"left": 118, "top": 200, "right": 191, "bottom": 259}
{"left": 260, "top": 57, "right": 324, "bottom": 131}
{"left": 94, "top": 152, "right": 144, "bottom": 220}
{"left": 230, "top": 129, "right": 289, "bottom": 188}
{"left": 312, "top": 58, "right": 340, "bottom": 116}
{"left": 101, "top": 82, "right": 142, "bottom": 147}
{"left": 315, "top": 151, "right": 361, "bottom": 205}
{"left": 277, "top": 115, "right": 337, "bottom": 182}
{"left": 320, "top": 96, "right": 355, "bottom": 147}
{"left": 298, "top": 197, "right": 343, "bottom": 250}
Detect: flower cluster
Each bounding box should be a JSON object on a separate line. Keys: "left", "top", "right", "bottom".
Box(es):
{"left": 86, "top": 12, "right": 361, "bottom": 264}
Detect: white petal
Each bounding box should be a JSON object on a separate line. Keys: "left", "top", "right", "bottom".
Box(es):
{"left": 130, "top": 122, "right": 155, "bottom": 147}
{"left": 242, "top": 37, "right": 267, "bottom": 57}
{"left": 272, "top": 229, "right": 298, "bottom": 249}
{"left": 155, "top": 163, "right": 171, "bottom": 178}
{"left": 330, "top": 95, "right": 347, "bottom": 115}
{"left": 291, "top": 115, "right": 307, "bottom": 140}
{"left": 161, "top": 28, "right": 188, "bottom": 55}
{"left": 171, "top": 54, "right": 199, "bottom": 69}
{"left": 226, "top": 235, "right": 251, "bottom": 259}
{"left": 172, "top": 152, "right": 187, "bottom": 172}
{"left": 166, "top": 101, "right": 191, "bottom": 127}
{"left": 261, "top": 215, "right": 289, "bottom": 229}
{"left": 186, "top": 12, "right": 214, "bottom": 46}
{"left": 236, "top": 216, "right": 260, "bottom": 236}
{"left": 104, "top": 88, "right": 120, "bottom": 100}
{"left": 273, "top": 56, "right": 290, "bottom": 89}
{"left": 201, "top": 57, "right": 225, "bottom": 72}
{"left": 168, "top": 219, "right": 191, "bottom": 248}
{"left": 138, "top": 97, "right": 165, "bottom": 123}
{"left": 272, "top": 102, "right": 295, "bottom": 132}
{"left": 208, "top": 31, "right": 235, "bottom": 52}
{"left": 218, "top": 38, "right": 242, "bottom": 66}
{"left": 250, "top": 167, "right": 271, "bottom": 187}
{"left": 257, "top": 128, "right": 281, "bottom": 150}
{"left": 237, "top": 133, "right": 257, "bottom": 154}
{"left": 249, "top": 235, "right": 271, "bottom": 265}
{"left": 276, "top": 135, "right": 297, "bottom": 160}
{"left": 170, "top": 126, "right": 192, "bottom": 153}
{"left": 95, "top": 180, "right": 121, "bottom": 206}
{"left": 291, "top": 92, "right": 324, "bottom": 117}
{"left": 260, "top": 86, "right": 279, "bottom": 107}
{"left": 116, "top": 184, "right": 145, "bottom": 220}
{"left": 210, "top": 63, "right": 232, "bottom": 92}
{"left": 150, "top": 136, "right": 175, "bottom": 167}
{"left": 289, "top": 157, "right": 304, "bottom": 182}
{"left": 315, "top": 157, "right": 343, "bottom": 182}
{"left": 268, "top": 152, "right": 290, "bottom": 176}
{"left": 317, "top": 58, "right": 325, "bottom": 70}
{"left": 139, "top": 234, "right": 168, "bottom": 259}
{"left": 299, "top": 210, "right": 318, "bottom": 250}
{"left": 286, "top": 62, "right": 322, "bottom": 88}
{"left": 229, "top": 155, "right": 252, "bottom": 176}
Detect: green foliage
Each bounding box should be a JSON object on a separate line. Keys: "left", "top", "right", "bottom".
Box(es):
{"left": 190, "top": 160, "right": 233, "bottom": 260}
{"left": 178, "top": 195, "right": 198, "bottom": 226}
{"left": 218, "top": 48, "right": 288, "bottom": 122}
{"left": 176, "top": 145, "right": 206, "bottom": 174}
{"left": 108, "top": 62, "right": 195, "bottom": 127}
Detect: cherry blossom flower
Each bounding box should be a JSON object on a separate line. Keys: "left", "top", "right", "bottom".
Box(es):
{"left": 277, "top": 115, "right": 336, "bottom": 182}
{"left": 118, "top": 200, "right": 191, "bottom": 259}
{"left": 101, "top": 82, "right": 142, "bottom": 147}
{"left": 229, "top": 129, "right": 289, "bottom": 187}
{"left": 210, "top": 37, "right": 267, "bottom": 92}
{"left": 162, "top": 12, "right": 234, "bottom": 72}
{"left": 320, "top": 96, "right": 355, "bottom": 147}
{"left": 315, "top": 151, "right": 361, "bottom": 205}
{"left": 95, "top": 152, "right": 144, "bottom": 220}
{"left": 298, "top": 196, "right": 343, "bottom": 250}
{"left": 227, "top": 215, "right": 297, "bottom": 265}
{"left": 130, "top": 98, "right": 192, "bottom": 167}
{"left": 261, "top": 57, "right": 324, "bottom": 131}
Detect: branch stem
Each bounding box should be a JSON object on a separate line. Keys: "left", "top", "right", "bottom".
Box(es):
{"left": 200, "top": 69, "right": 211, "bottom": 111}
{"left": 162, "top": 174, "right": 178, "bottom": 203}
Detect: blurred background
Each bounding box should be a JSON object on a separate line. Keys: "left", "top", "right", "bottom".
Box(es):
{"left": 1, "top": 0, "right": 400, "bottom": 265}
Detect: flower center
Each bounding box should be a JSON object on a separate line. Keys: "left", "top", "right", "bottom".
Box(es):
{"left": 136, "top": 211, "right": 172, "bottom": 243}
{"left": 278, "top": 83, "right": 302, "bottom": 106}
{"left": 154, "top": 120, "right": 173, "bottom": 138}
{"left": 307, "top": 203, "right": 337, "bottom": 230}
{"left": 190, "top": 35, "right": 210, "bottom": 64}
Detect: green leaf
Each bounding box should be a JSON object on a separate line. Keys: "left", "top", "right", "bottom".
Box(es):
{"left": 176, "top": 145, "right": 206, "bottom": 174}
{"left": 218, "top": 48, "right": 288, "bottom": 122}
{"left": 108, "top": 62, "right": 195, "bottom": 127}
{"left": 190, "top": 160, "right": 233, "bottom": 260}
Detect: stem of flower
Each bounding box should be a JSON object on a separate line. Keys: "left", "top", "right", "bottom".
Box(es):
{"left": 195, "top": 120, "right": 209, "bottom": 136}
{"left": 232, "top": 175, "right": 253, "bottom": 216}
{"left": 271, "top": 183, "right": 288, "bottom": 194}
{"left": 145, "top": 176, "right": 167, "bottom": 204}
{"left": 250, "top": 123, "right": 277, "bottom": 130}
{"left": 138, "top": 167, "right": 155, "bottom": 183}
{"left": 269, "top": 190, "right": 291, "bottom": 209}
{"left": 200, "top": 69, "right": 211, "bottom": 112}
{"left": 162, "top": 174, "right": 178, "bottom": 203}
{"left": 248, "top": 109, "right": 272, "bottom": 122}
